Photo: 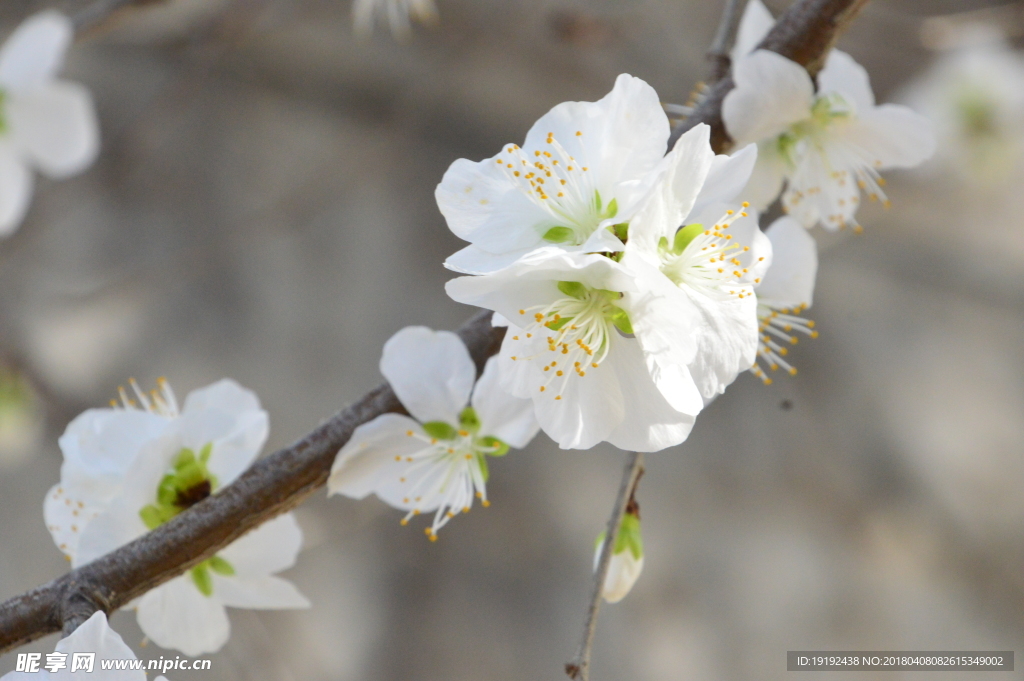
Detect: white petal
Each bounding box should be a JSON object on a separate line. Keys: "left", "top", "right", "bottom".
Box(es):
{"left": 213, "top": 575, "right": 310, "bottom": 610}
{"left": 135, "top": 576, "right": 231, "bottom": 656}
{"left": 601, "top": 550, "right": 644, "bottom": 604}
{"left": 521, "top": 74, "right": 669, "bottom": 197}
{"left": 435, "top": 156, "right": 551, "bottom": 254}
{"left": 218, "top": 513, "right": 303, "bottom": 577}
{"left": 491, "top": 312, "right": 510, "bottom": 327}
{"left": 757, "top": 216, "right": 818, "bottom": 308}
{"left": 841, "top": 104, "right": 937, "bottom": 169}
{"left": 380, "top": 326, "right": 474, "bottom": 424}
{"left": 470, "top": 356, "right": 539, "bottom": 449}
{"left": 818, "top": 50, "right": 874, "bottom": 112}
{"left": 741, "top": 143, "right": 787, "bottom": 210}
{"left": 52, "top": 611, "right": 145, "bottom": 681}
{"left": 604, "top": 336, "right": 696, "bottom": 452}
{"left": 730, "top": 0, "right": 775, "bottom": 61}
{"left": 328, "top": 413, "right": 428, "bottom": 501}
{"left": 444, "top": 242, "right": 535, "bottom": 275}
{"left": 626, "top": 124, "right": 716, "bottom": 254}
{"left": 44, "top": 482, "right": 109, "bottom": 561}
{"left": 685, "top": 290, "right": 760, "bottom": 399}
{"left": 723, "top": 50, "right": 814, "bottom": 144}
{"left": 182, "top": 378, "right": 262, "bottom": 415}
{"left": 0, "top": 11, "right": 72, "bottom": 92}
{"left": 689, "top": 143, "right": 757, "bottom": 219}
{"left": 0, "top": 143, "right": 33, "bottom": 236}
{"left": 57, "top": 408, "right": 168, "bottom": 493}
{"left": 7, "top": 81, "right": 99, "bottom": 178}
{"left": 178, "top": 379, "right": 268, "bottom": 486}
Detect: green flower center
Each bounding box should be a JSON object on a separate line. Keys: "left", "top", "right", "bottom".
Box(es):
{"left": 139, "top": 443, "right": 233, "bottom": 596}
{"left": 777, "top": 93, "right": 852, "bottom": 167}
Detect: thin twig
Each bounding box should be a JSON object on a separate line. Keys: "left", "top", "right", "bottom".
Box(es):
{"left": 706, "top": 0, "right": 747, "bottom": 82}
{"left": 564, "top": 451, "right": 645, "bottom": 681}
{"left": 670, "top": 0, "right": 872, "bottom": 152}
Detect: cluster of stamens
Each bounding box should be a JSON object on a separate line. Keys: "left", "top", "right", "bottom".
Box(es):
{"left": 660, "top": 202, "right": 762, "bottom": 299}
{"left": 111, "top": 377, "right": 179, "bottom": 418}
{"left": 494, "top": 131, "right": 599, "bottom": 245}
{"left": 509, "top": 288, "right": 621, "bottom": 400}
{"left": 396, "top": 427, "right": 501, "bottom": 540}
{"left": 751, "top": 303, "right": 818, "bottom": 384}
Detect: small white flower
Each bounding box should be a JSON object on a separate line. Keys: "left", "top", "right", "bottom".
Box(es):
{"left": 352, "top": 0, "right": 438, "bottom": 38}
{"left": 0, "top": 11, "right": 99, "bottom": 236}
{"left": 329, "top": 326, "right": 539, "bottom": 539}
{"left": 438, "top": 74, "right": 678, "bottom": 274}
{"left": 446, "top": 125, "right": 771, "bottom": 451}
{"left": 903, "top": 36, "right": 1024, "bottom": 184}
{"left": 45, "top": 379, "right": 309, "bottom": 657}
{"left": 0, "top": 610, "right": 161, "bottom": 680}
{"left": 594, "top": 511, "right": 643, "bottom": 604}
{"left": 749, "top": 217, "right": 819, "bottom": 384}
{"left": 722, "top": 0, "right": 935, "bottom": 231}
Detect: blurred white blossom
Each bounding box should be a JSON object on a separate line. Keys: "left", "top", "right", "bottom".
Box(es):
{"left": 904, "top": 36, "right": 1024, "bottom": 185}
{"left": 44, "top": 379, "right": 308, "bottom": 656}
{"left": 329, "top": 326, "right": 538, "bottom": 539}
{"left": 723, "top": 0, "right": 935, "bottom": 231}
{"left": 749, "top": 217, "right": 819, "bottom": 384}
{"left": 0, "top": 611, "right": 164, "bottom": 680}
{"left": 0, "top": 11, "right": 99, "bottom": 236}
{"left": 353, "top": 0, "right": 438, "bottom": 38}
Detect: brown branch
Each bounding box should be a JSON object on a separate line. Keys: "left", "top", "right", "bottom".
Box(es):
{"left": 670, "top": 0, "right": 872, "bottom": 153}
{"left": 564, "top": 452, "right": 645, "bottom": 681}
{"left": 706, "top": 0, "right": 747, "bottom": 83}
{"left": 0, "top": 309, "right": 503, "bottom": 654}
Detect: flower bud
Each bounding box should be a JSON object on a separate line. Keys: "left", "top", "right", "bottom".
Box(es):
{"left": 594, "top": 510, "right": 644, "bottom": 603}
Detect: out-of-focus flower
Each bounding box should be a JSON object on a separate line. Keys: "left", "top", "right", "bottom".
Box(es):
{"left": 352, "top": 0, "right": 438, "bottom": 38}
{"left": 0, "top": 11, "right": 99, "bottom": 236}
{"left": 723, "top": 0, "right": 935, "bottom": 231}
{"left": 45, "top": 379, "right": 308, "bottom": 656}
{"left": 0, "top": 610, "right": 162, "bottom": 680}
{"left": 749, "top": 217, "right": 819, "bottom": 384}
{"left": 438, "top": 74, "right": 678, "bottom": 274}
{"left": 594, "top": 509, "right": 643, "bottom": 604}
{"left": 903, "top": 35, "right": 1024, "bottom": 185}
{"left": 446, "top": 124, "right": 770, "bottom": 451}
{"left": 329, "top": 326, "right": 538, "bottom": 539}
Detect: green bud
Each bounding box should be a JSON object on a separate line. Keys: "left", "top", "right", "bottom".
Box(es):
{"left": 615, "top": 512, "right": 644, "bottom": 560}
{"left": 673, "top": 223, "right": 704, "bottom": 255}
{"left": 422, "top": 421, "right": 458, "bottom": 441}
{"left": 459, "top": 406, "right": 481, "bottom": 433}
{"left": 557, "top": 281, "right": 588, "bottom": 300}
{"left": 543, "top": 226, "right": 575, "bottom": 243}
{"left": 208, "top": 555, "right": 235, "bottom": 576}
{"left": 191, "top": 564, "right": 214, "bottom": 597}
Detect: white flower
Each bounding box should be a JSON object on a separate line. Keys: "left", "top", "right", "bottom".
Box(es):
{"left": 749, "top": 217, "right": 819, "bottom": 384}
{"left": 446, "top": 125, "right": 771, "bottom": 451}
{"left": 594, "top": 511, "right": 643, "bottom": 604}
{"left": 0, "top": 610, "right": 162, "bottom": 680}
{"left": 903, "top": 36, "right": 1024, "bottom": 184}
{"left": 329, "top": 326, "right": 539, "bottom": 539}
{"left": 0, "top": 11, "right": 99, "bottom": 236}
{"left": 437, "top": 74, "right": 677, "bottom": 274}
{"left": 722, "top": 0, "right": 935, "bottom": 230}
{"left": 352, "top": 0, "right": 438, "bottom": 38}
{"left": 44, "top": 379, "right": 309, "bottom": 657}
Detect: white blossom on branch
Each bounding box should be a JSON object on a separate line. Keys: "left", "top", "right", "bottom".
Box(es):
{"left": 329, "top": 326, "right": 539, "bottom": 539}
{"left": 44, "top": 379, "right": 308, "bottom": 656}
{"left": 723, "top": 0, "right": 935, "bottom": 231}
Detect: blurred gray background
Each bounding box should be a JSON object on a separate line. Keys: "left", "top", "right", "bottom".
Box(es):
{"left": 1, "top": 0, "right": 1024, "bottom": 679}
